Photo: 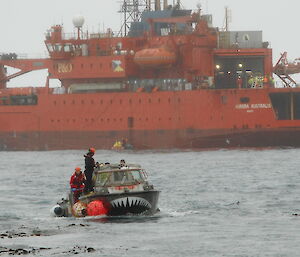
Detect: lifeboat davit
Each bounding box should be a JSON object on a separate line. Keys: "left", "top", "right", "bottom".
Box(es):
{"left": 134, "top": 48, "right": 176, "bottom": 68}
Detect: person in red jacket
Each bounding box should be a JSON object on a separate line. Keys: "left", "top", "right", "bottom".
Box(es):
{"left": 70, "top": 167, "right": 85, "bottom": 203}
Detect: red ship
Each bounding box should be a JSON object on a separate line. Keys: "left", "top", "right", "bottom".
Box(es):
{"left": 1, "top": 0, "right": 300, "bottom": 151}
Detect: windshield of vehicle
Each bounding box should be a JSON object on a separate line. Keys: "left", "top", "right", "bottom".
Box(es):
{"left": 94, "top": 169, "right": 145, "bottom": 187}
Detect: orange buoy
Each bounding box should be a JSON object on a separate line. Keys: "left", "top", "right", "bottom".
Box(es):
{"left": 87, "top": 200, "right": 108, "bottom": 216}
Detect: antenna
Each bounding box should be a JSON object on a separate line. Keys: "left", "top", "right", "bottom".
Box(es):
{"left": 223, "top": 6, "right": 232, "bottom": 31}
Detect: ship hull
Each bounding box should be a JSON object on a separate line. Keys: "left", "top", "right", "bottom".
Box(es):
{"left": 55, "top": 190, "right": 160, "bottom": 217}
{"left": 2, "top": 88, "right": 300, "bottom": 150}
{"left": 1, "top": 127, "right": 300, "bottom": 150}
{"left": 81, "top": 190, "right": 160, "bottom": 216}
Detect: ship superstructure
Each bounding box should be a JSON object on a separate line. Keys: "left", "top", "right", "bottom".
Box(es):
{"left": 1, "top": 0, "right": 300, "bottom": 150}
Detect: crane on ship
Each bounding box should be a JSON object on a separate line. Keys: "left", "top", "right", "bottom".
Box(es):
{"left": 273, "top": 52, "right": 300, "bottom": 87}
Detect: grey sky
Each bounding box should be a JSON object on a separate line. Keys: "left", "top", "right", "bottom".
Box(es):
{"left": 0, "top": 0, "right": 299, "bottom": 86}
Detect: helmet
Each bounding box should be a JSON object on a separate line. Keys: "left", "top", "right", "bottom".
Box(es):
{"left": 89, "top": 147, "right": 95, "bottom": 153}
{"left": 75, "top": 167, "right": 81, "bottom": 172}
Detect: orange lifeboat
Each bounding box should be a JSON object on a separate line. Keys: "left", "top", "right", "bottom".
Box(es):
{"left": 134, "top": 48, "right": 176, "bottom": 68}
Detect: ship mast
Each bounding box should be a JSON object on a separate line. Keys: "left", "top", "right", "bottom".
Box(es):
{"left": 223, "top": 6, "right": 231, "bottom": 31}
{"left": 119, "top": 0, "right": 150, "bottom": 36}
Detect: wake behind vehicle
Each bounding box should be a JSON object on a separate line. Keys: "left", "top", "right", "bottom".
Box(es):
{"left": 52, "top": 163, "right": 160, "bottom": 217}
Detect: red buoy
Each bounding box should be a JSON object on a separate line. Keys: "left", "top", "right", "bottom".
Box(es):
{"left": 87, "top": 200, "right": 108, "bottom": 216}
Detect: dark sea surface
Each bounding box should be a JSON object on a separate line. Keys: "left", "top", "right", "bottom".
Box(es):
{"left": 1, "top": 148, "right": 300, "bottom": 256}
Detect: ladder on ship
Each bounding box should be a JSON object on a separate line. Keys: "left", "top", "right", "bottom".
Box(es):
{"left": 273, "top": 52, "right": 299, "bottom": 87}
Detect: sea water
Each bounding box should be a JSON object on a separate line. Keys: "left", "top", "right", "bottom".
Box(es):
{"left": 0, "top": 148, "right": 300, "bottom": 256}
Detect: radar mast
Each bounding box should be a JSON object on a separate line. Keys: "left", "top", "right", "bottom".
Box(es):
{"left": 118, "top": 0, "right": 150, "bottom": 36}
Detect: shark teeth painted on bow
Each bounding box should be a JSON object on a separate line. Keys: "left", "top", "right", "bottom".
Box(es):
{"left": 110, "top": 197, "right": 152, "bottom": 209}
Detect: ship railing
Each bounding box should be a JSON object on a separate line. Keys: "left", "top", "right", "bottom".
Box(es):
{"left": 62, "top": 30, "right": 119, "bottom": 40}
{"left": 0, "top": 52, "right": 49, "bottom": 60}
{"left": 63, "top": 30, "right": 121, "bottom": 40}
{"left": 62, "top": 32, "right": 89, "bottom": 40}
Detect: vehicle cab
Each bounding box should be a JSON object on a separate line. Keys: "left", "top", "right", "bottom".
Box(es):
{"left": 92, "top": 164, "right": 154, "bottom": 194}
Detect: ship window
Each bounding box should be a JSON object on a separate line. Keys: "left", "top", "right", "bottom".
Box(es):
{"left": 81, "top": 64, "right": 84, "bottom": 68}
{"left": 120, "top": 118, "right": 123, "bottom": 121}
{"left": 90, "top": 64, "right": 93, "bottom": 69}
{"left": 100, "top": 118, "right": 103, "bottom": 122}
{"left": 53, "top": 101, "right": 56, "bottom": 105}
{"left": 47, "top": 43, "right": 54, "bottom": 52}
{"left": 139, "top": 99, "right": 142, "bottom": 104}
{"left": 81, "top": 100, "right": 84, "bottom": 104}
{"left": 63, "top": 100, "right": 66, "bottom": 104}
{"left": 110, "top": 100, "right": 113, "bottom": 104}
{"left": 178, "top": 98, "right": 181, "bottom": 103}
{"left": 113, "top": 118, "right": 116, "bottom": 122}
{"left": 158, "top": 98, "right": 161, "bottom": 103}
{"left": 54, "top": 44, "right": 62, "bottom": 52}
{"left": 120, "top": 99, "right": 122, "bottom": 104}
{"left": 72, "top": 100, "right": 75, "bottom": 104}
{"left": 129, "top": 99, "right": 132, "bottom": 104}
{"left": 107, "top": 118, "right": 110, "bottom": 122}
{"left": 100, "top": 100, "right": 103, "bottom": 104}
{"left": 148, "top": 99, "right": 151, "bottom": 103}
{"left": 91, "top": 100, "right": 94, "bottom": 104}
{"left": 168, "top": 98, "right": 171, "bottom": 103}
{"left": 240, "top": 97, "right": 250, "bottom": 103}
{"left": 64, "top": 44, "right": 73, "bottom": 52}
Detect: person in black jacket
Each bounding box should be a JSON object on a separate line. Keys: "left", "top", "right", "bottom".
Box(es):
{"left": 84, "top": 147, "right": 96, "bottom": 193}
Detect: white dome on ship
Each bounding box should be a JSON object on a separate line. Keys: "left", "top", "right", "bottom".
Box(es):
{"left": 72, "top": 15, "right": 85, "bottom": 28}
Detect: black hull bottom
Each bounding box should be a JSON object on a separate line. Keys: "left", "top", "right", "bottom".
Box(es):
{"left": 2, "top": 127, "right": 300, "bottom": 150}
